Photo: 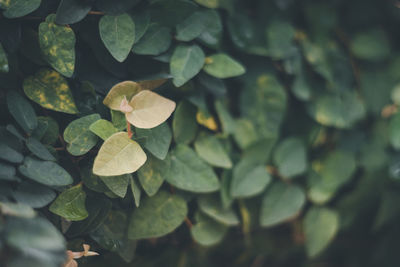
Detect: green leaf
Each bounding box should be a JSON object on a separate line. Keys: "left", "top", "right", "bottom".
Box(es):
{"left": 176, "top": 11, "right": 209, "bottom": 42}
{"left": 203, "top": 54, "right": 245, "bottom": 78}
{"left": 197, "top": 10, "right": 222, "bottom": 48}
{"left": 132, "top": 24, "right": 171, "bottom": 56}
{"left": 215, "top": 100, "right": 236, "bottom": 135}
{"left": 49, "top": 184, "right": 88, "bottom": 221}
{"left": 126, "top": 90, "right": 176, "bottom": 129}
{"left": 132, "top": 11, "right": 150, "bottom": 44}
{"left": 38, "top": 116, "right": 59, "bottom": 145}
{"left": 194, "top": 133, "right": 232, "bottom": 169}
{"left": 93, "top": 132, "right": 147, "bottom": 176}
{"left": 136, "top": 122, "right": 172, "bottom": 160}
{"left": 0, "top": 162, "right": 16, "bottom": 181}
{"left": 128, "top": 191, "right": 187, "bottom": 240}
{"left": 55, "top": 0, "right": 92, "bottom": 25}
{"left": 100, "top": 174, "right": 130, "bottom": 198}
{"left": 103, "top": 81, "right": 142, "bottom": 111}
{"left": 304, "top": 207, "right": 339, "bottom": 258}
{"left": 138, "top": 155, "right": 167, "bottom": 197}
{"left": 350, "top": 28, "right": 390, "bottom": 62}
{"left": 130, "top": 175, "right": 141, "bottom": 207}
{"left": 89, "top": 119, "right": 118, "bottom": 141}
{"left": 18, "top": 156, "right": 73, "bottom": 186}
{"left": 99, "top": 13, "right": 135, "bottom": 62}
{"left": 273, "top": 137, "right": 307, "bottom": 178}
{"left": 90, "top": 209, "right": 127, "bottom": 251}
{"left": 194, "top": 0, "right": 219, "bottom": 8}
{"left": 80, "top": 167, "right": 108, "bottom": 193}
{"left": 63, "top": 114, "right": 100, "bottom": 156}
{"left": 6, "top": 217, "right": 66, "bottom": 252}
{"left": 25, "top": 137, "right": 56, "bottom": 161}
{"left": 308, "top": 150, "right": 356, "bottom": 204}
{"left": 0, "top": 43, "right": 9, "bottom": 72}
{"left": 2, "top": 0, "right": 41, "bottom": 18}
{"left": 23, "top": 69, "right": 78, "bottom": 114}
{"left": 308, "top": 91, "right": 365, "bottom": 129}
{"left": 266, "top": 20, "right": 296, "bottom": 59}
{"left": 95, "top": 0, "right": 140, "bottom": 15}
{"left": 191, "top": 211, "right": 228, "bottom": 246}
{"left": 233, "top": 119, "right": 259, "bottom": 149}
{"left": 390, "top": 112, "right": 400, "bottom": 150}
{"left": 240, "top": 74, "right": 287, "bottom": 138}
{"left": 0, "top": 202, "right": 36, "bottom": 218}
{"left": 230, "top": 161, "right": 271, "bottom": 198}
{"left": 7, "top": 91, "right": 37, "bottom": 134}
{"left": 0, "top": 142, "right": 23, "bottom": 164}
{"left": 197, "top": 195, "right": 239, "bottom": 226}
{"left": 173, "top": 101, "right": 198, "bottom": 144}
{"left": 165, "top": 144, "right": 220, "bottom": 193}
{"left": 39, "top": 14, "right": 76, "bottom": 77}
{"left": 170, "top": 44, "right": 205, "bottom": 87}
{"left": 260, "top": 182, "right": 306, "bottom": 227}
{"left": 13, "top": 182, "right": 56, "bottom": 208}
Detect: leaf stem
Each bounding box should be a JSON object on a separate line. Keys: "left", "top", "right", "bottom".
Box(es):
{"left": 127, "top": 121, "right": 133, "bottom": 138}
{"left": 184, "top": 217, "right": 193, "bottom": 229}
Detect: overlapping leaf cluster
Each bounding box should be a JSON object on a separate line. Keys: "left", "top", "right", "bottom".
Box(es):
{"left": 0, "top": 0, "right": 399, "bottom": 266}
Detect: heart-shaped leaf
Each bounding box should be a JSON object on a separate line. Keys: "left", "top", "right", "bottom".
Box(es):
{"left": 103, "top": 81, "right": 142, "bottom": 111}
{"left": 39, "top": 14, "right": 76, "bottom": 77}
{"left": 128, "top": 191, "right": 187, "bottom": 239}
{"left": 93, "top": 132, "right": 147, "bottom": 176}
{"left": 99, "top": 13, "right": 135, "bottom": 62}
{"left": 126, "top": 90, "right": 176, "bottom": 129}
{"left": 49, "top": 184, "right": 88, "bottom": 221}
{"left": 63, "top": 114, "right": 101, "bottom": 156}
{"left": 23, "top": 69, "right": 78, "bottom": 114}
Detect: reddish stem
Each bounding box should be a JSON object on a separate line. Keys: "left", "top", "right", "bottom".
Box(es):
{"left": 184, "top": 217, "right": 193, "bottom": 229}
{"left": 127, "top": 121, "right": 133, "bottom": 138}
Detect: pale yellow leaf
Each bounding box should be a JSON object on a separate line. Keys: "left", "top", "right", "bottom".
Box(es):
{"left": 126, "top": 90, "right": 176, "bottom": 129}
{"left": 93, "top": 132, "right": 147, "bottom": 176}
{"left": 103, "top": 81, "right": 142, "bottom": 111}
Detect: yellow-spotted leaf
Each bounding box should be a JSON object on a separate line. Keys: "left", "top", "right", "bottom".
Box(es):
{"left": 23, "top": 69, "right": 78, "bottom": 114}
{"left": 126, "top": 90, "right": 176, "bottom": 129}
{"left": 39, "top": 14, "right": 76, "bottom": 77}
{"left": 103, "top": 81, "right": 142, "bottom": 111}
{"left": 93, "top": 132, "right": 147, "bottom": 176}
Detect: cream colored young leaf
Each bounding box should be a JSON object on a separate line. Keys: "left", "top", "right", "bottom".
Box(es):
{"left": 103, "top": 81, "right": 142, "bottom": 111}
{"left": 126, "top": 90, "right": 176, "bottom": 129}
{"left": 93, "top": 132, "right": 147, "bottom": 176}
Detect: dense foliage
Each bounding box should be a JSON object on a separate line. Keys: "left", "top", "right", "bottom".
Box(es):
{"left": 0, "top": 0, "right": 399, "bottom": 266}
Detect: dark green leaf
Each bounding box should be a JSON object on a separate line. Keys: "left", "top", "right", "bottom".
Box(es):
{"left": 138, "top": 155, "right": 168, "bottom": 197}
{"left": 132, "top": 24, "right": 171, "bottom": 56}
{"left": 7, "top": 90, "right": 37, "bottom": 134}
{"left": 273, "top": 137, "right": 307, "bottom": 178}
{"left": 18, "top": 156, "right": 73, "bottom": 186}
{"left": 165, "top": 145, "right": 220, "bottom": 193}
{"left": 100, "top": 174, "right": 131, "bottom": 198}
{"left": 99, "top": 13, "right": 135, "bottom": 62}
{"left": 49, "top": 184, "right": 88, "bottom": 221}
{"left": 0, "top": 142, "right": 23, "bottom": 164}
{"left": 13, "top": 182, "right": 56, "bottom": 208}
{"left": 194, "top": 133, "right": 232, "bottom": 169}
{"left": 63, "top": 114, "right": 100, "bottom": 156}
{"left": 203, "top": 54, "right": 245, "bottom": 79}
{"left": 170, "top": 44, "right": 205, "bottom": 87}
{"left": 55, "top": 0, "right": 92, "bottom": 25}
{"left": 2, "top": 0, "right": 41, "bottom": 18}
{"left": 260, "top": 182, "right": 306, "bottom": 227}
{"left": 173, "top": 101, "right": 198, "bottom": 144}
{"left": 128, "top": 191, "right": 187, "bottom": 239}
{"left": 197, "top": 195, "right": 239, "bottom": 226}
{"left": 26, "top": 137, "right": 56, "bottom": 161}
{"left": 136, "top": 122, "right": 172, "bottom": 160}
